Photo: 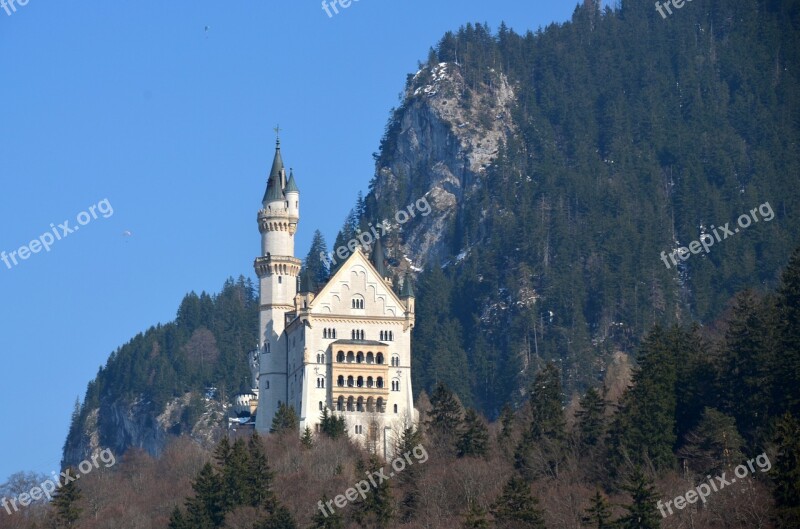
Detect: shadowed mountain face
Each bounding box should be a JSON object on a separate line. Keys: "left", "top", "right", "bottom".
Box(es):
{"left": 359, "top": 2, "right": 799, "bottom": 414}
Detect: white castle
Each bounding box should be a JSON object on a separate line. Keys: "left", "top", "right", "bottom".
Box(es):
{"left": 249, "top": 138, "right": 418, "bottom": 454}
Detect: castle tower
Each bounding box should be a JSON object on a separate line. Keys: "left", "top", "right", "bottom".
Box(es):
{"left": 254, "top": 138, "right": 302, "bottom": 432}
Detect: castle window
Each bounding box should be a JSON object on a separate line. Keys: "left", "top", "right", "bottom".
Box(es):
{"left": 394, "top": 404, "right": 398, "bottom": 414}
{"left": 355, "top": 425, "right": 363, "bottom": 435}
{"left": 278, "top": 277, "right": 282, "bottom": 284}
{"left": 319, "top": 401, "right": 323, "bottom": 411}
{"left": 347, "top": 351, "right": 355, "bottom": 363}
{"left": 357, "top": 376, "right": 364, "bottom": 388}
{"left": 367, "top": 376, "right": 374, "bottom": 388}
{"left": 317, "top": 377, "right": 325, "bottom": 388}
{"left": 376, "top": 377, "right": 384, "bottom": 389}
{"left": 337, "top": 375, "right": 344, "bottom": 387}
{"left": 352, "top": 296, "right": 364, "bottom": 309}
{"left": 337, "top": 396, "right": 344, "bottom": 411}
{"left": 347, "top": 376, "right": 354, "bottom": 387}
{"left": 376, "top": 353, "right": 384, "bottom": 365}
{"left": 317, "top": 353, "right": 325, "bottom": 364}
{"left": 265, "top": 381, "right": 270, "bottom": 390}
{"left": 357, "top": 397, "right": 364, "bottom": 411}
{"left": 366, "top": 352, "right": 374, "bottom": 364}
{"left": 377, "top": 397, "right": 385, "bottom": 413}
{"left": 391, "top": 356, "right": 400, "bottom": 367}
{"left": 392, "top": 380, "right": 400, "bottom": 391}
{"left": 356, "top": 352, "right": 364, "bottom": 363}
{"left": 367, "top": 397, "right": 375, "bottom": 412}
{"left": 337, "top": 351, "right": 345, "bottom": 363}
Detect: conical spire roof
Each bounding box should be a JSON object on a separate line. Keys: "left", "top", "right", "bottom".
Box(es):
{"left": 263, "top": 140, "right": 286, "bottom": 204}
{"left": 371, "top": 236, "right": 389, "bottom": 278}
{"left": 285, "top": 169, "right": 299, "bottom": 193}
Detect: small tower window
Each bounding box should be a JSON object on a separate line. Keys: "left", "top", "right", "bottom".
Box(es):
{"left": 394, "top": 404, "right": 398, "bottom": 413}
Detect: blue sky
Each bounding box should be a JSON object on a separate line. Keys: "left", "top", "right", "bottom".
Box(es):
{"left": 0, "top": 1, "right": 598, "bottom": 483}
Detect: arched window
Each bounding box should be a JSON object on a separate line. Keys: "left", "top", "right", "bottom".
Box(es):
{"left": 337, "top": 375, "right": 344, "bottom": 387}
{"left": 367, "top": 352, "right": 374, "bottom": 364}
{"left": 376, "top": 377, "right": 384, "bottom": 389}
{"left": 347, "top": 396, "right": 354, "bottom": 412}
{"left": 347, "top": 376, "right": 354, "bottom": 387}
{"left": 377, "top": 397, "right": 385, "bottom": 413}
{"left": 323, "top": 329, "right": 328, "bottom": 339}
{"left": 337, "top": 351, "right": 345, "bottom": 363}
{"left": 394, "top": 404, "right": 398, "bottom": 413}
{"left": 319, "top": 401, "right": 323, "bottom": 411}
{"left": 380, "top": 331, "right": 384, "bottom": 341}
{"left": 347, "top": 351, "right": 355, "bottom": 363}
{"left": 367, "top": 376, "right": 374, "bottom": 388}
{"left": 337, "top": 396, "right": 344, "bottom": 411}
{"left": 392, "top": 380, "right": 400, "bottom": 391}
{"left": 376, "top": 353, "right": 384, "bottom": 365}
{"left": 389, "top": 331, "right": 393, "bottom": 341}
{"left": 357, "top": 376, "right": 364, "bottom": 388}
{"left": 367, "top": 397, "right": 375, "bottom": 412}
{"left": 356, "top": 352, "right": 364, "bottom": 363}
{"left": 351, "top": 296, "right": 365, "bottom": 309}
{"left": 357, "top": 397, "right": 364, "bottom": 412}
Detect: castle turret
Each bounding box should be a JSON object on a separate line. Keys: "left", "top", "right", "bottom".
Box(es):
{"left": 254, "top": 137, "right": 302, "bottom": 432}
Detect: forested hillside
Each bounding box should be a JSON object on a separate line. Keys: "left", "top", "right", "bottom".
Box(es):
{"left": 62, "top": 278, "right": 257, "bottom": 466}
{"left": 9, "top": 246, "right": 799, "bottom": 529}
{"left": 343, "top": 0, "right": 800, "bottom": 416}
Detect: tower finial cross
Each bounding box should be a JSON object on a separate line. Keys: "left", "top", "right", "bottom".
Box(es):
{"left": 273, "top": 124, "right": 282, "bottom": 145}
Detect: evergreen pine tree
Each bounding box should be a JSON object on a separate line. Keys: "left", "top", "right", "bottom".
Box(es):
{"left": 184, "top": 463, "right": 225, "bottom": 529}
{"left": 773, "top": 413, "right": 800, "bottom": 527}
{"left": 615, "top": 466, "right": 660, "bottom": 529}
{"left": 775, "top": 247, "right": 800, "bottom": 417}
{"left": 677, "top": 407, "right": 744, "bottom": 475}
{"left": 320, "top": 407, "right": 347, "bottom": 439}
{"left": 457, "top": 408, "right": 490, "bottom": 458}
{"left": 168, "top": 506, "right": 190, "bottom": 529}
{"left": 247, "top": 432, "right": 276, "bottom": 511}
{"left": 576, "top": 387, "right": 607, "bottom": 447}
{"left": 497, "top": 404, "right": 515, "bottom": 447}
{"left": 718, "top": 291, "right": 775, "bottom": 447}
{"left": 490, "top": 476, "right": 546, "bottom": 529}
{"left": 311, "top": 495, "right": 344, "bottom": 529}
{"left": 462, "top": 503, "right": 490, "bottom": 529}
{"left": 271, "top": 403, "right": 299, "bottom": 434}
{"left": 583, "top": 490, "right": 613, "bottom": 529}
{"left": 220, "top": 438, "right": 250, "bottom": 510}
{"left": 51, "top": 468, "right": 82, "bottom": 528}
{"left": 427, "top": 382, "right": 463, "bottom": 448}
{"left": 608, "top": 326, "right": 677, "bottom": 471}
{"left": 301, "top": 426, "right": 314, "bottom": 449}
{"left": 515, "top": 362, "right": 566, "bottom": 479}
{"left": 254, "top": 505, "right": 297, "bottom": 529}
{"left": 302, "top": 230, "right": 331, "bottom": 292}
{"left": 353, "top": 456, "right": 395, "bottom": 528}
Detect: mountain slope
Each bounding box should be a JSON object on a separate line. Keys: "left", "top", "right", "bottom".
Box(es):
{"left": 357, "top": 0, "right": 800, "bottom": 415}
